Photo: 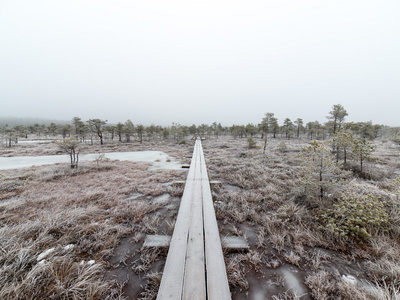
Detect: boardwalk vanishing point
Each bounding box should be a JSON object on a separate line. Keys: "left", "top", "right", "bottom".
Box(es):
{"left": 157, "top": 138, "right": 231, "bottom": 300}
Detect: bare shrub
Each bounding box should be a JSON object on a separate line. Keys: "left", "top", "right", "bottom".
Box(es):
{"left": 305, "top": 270, "right": 339, "bottom": 299}
{"left": 226, "top": 254, "right": 249, "bottom": 290}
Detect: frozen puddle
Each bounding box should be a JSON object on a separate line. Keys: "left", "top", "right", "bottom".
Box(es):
{"left": 153, "top": 194, "right": 170, "bottom": 204}
{"left": 0, "top": 151, "right": 182, "bottom": 171}
{"left": 279, "top": 265, "right": 308, "bottom": 298}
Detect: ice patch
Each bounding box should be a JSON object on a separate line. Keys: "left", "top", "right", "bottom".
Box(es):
{"left": 38, "top": 259, "right": 47, "bottom": 265}
{"left": 280, "top": 265, "right": 308, "bottom": 297}
{"left": 153, "top": 194, "right": 170, "bottom": 204}
{"left": 64, "top": 244, "right": 75, "bottom": 250}
{"left": 342, "top": 274, "right": 357, "bottom": 284}
{"left": 37, "top": 247, "right": 55, "bottom": 261}
{"left": 80, "top": 260, "right": 95, "bottom": 266}
{"left": 0, "top": 151, "right": 182, "bottom": 171}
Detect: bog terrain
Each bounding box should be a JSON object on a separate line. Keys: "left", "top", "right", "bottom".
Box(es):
{"left": 1, "top": 134, "right": 400, "bottom": 299}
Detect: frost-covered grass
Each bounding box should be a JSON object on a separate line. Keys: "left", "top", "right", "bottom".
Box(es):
{"left": 2, "top": 136, "right": 400, "bottom": 299}
{"left": 203, "top": 136, "right": 400, "bottom": 299}
{"left": 0, "top": 155, "right": 186, "bottom": 299}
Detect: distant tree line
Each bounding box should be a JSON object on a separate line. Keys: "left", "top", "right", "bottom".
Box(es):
{"left": 1, "top": 105, "right": 399, "bottom": 148}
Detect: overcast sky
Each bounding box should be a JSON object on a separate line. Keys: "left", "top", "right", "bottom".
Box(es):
{"left": 1, "top": 0, "right": 399, "bottom": 126}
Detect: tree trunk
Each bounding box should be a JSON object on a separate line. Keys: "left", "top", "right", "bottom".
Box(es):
{"left": 360, "top": 157, "right": 363, "bottom": 174}
{"left": 263, "top": 136, "right": 267, "bottom": 155}
{"left": 336, "top": 144, "right": 340, "bottom": 162}
{"left": 319, "top": 159, "right": 323, "bottom": 199}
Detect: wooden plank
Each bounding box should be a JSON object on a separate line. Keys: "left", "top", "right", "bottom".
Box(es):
{"left": 157, "top": 139, "right": 231, "bottom": 300}
{"left": 157, "top": 139, "right": 201, "bottom": 299}
{"left": 200, "top": 149, "right": 231, "bottom": 300}
{"left": 202, "top": 180, "right": 231, "bottom": 299}
{"left": 182, "top": 179, "right": 206, "bottom": 299}
{"left": 156, "top": 181, "right": 194, "bottom": 299}
{"left": 182, "top": 142, "right": 206, "bottom": 299}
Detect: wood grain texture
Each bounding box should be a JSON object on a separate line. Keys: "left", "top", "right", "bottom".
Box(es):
{"left": 157, "top": 139, "right": 231, "bottom": 300}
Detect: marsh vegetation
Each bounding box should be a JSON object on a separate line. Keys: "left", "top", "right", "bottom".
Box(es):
{"left": 1, "top": 108, "right": 400, "bottom": 299}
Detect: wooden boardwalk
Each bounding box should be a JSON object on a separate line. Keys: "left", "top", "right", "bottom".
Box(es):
{"left": 157, "top": 139, "right": 231, "bottom": 300}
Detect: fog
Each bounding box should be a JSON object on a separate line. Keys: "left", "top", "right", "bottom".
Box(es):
{"left": 1, "top": 0, "right": 399, "bottom": 126}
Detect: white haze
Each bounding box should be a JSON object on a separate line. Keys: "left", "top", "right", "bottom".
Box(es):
{"left": 0, "top": 0, "right": 399, "bottom": 126}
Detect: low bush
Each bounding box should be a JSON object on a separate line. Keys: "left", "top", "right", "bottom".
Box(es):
{"left": 320, "top": 188, "right": 388, "bottom": 241}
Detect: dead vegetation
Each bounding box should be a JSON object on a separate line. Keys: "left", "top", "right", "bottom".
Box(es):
{"left": 0, "top": 154, "right": 186, "bottom": 299}
{"left": 1, "top": 136, "right": 400, "bottom": 299}
{"left": 204, "top": 137, "right": 400, "bottom": 299}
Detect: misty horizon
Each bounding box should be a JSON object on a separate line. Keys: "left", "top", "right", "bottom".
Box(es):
{"left": 1, "top": 1, "right": 399, "bottom": 126}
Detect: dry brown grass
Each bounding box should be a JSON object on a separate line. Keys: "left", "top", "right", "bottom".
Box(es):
{"left": 204, "top": 136, "right": 400, "bottom": 298}
{"left": 0, "top": 142, "right": 187, "bottom": 299}
{"left": 2, "top": 136, "right": 400, "bottom": 299}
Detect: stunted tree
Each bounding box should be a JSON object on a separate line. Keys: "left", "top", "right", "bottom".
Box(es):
{"left": 14, "top": 125, "right": 28, "bottom": 139}
{"left": 188, "top": 124, "right": 197, "bottom": 136}
{"left": 300, "top": 141, "right": 349, "bottom": 200}
{"left": 359, "top": 121, "right": 375, "bottom": 141}
{"left": 294, "top": 118, "right": 303, "bottom": 138}
{"left": 146, "top": 124, "right": 157, "bottom": 141}
{"left": 48, "top": 123, "right": 58, "bottom": 136}
{"left": 106, "top": 125, "right": 116, "bottom": 141}
{"left": 306, "top": 122, "right": 315, "bottom": 140}
{"left": 162, "top": 127, "right": 170, "bottom": 140}
{"left": 260, "top": 112, "right": 275, "bottom": 154}
{"left": 72, "top": 117, "right": 85, "bottom": 140}
{"left": 87, "top": 119, "right": 107, "bottom": 145}
{"left": 136, "top": 124, "right": 144, "bottom": 144}
{"left": 283, "top": 118, "right": 294, "bottom": 139}
{"left": 352, "top": 138, "right": 376, "bottom": 175}
{"left": 55, "top": 136, "right": 81, "bottom": 169}
{"left": 61, "top": 124, "right": 72, "bottom": 140}
{"left": 116, "top": 122, "right": 124, "bottom": 142}
{"left": 333, "top": 129, "right": 353, "bottom": 164}
{"left": 4, "top": 127, "right": 17, "bottom": 148}
{"left": 327, "top": 104, "right": 348, "bottom": 135}
{"left": 245, "top": 123, "right": 258, "bottom": 137}
{"left": 124, "top": 120, "right": 135, "bottom": 142}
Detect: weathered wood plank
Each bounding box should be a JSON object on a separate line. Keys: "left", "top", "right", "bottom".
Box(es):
{"left": 156, "top": 181, "right": 194, "bottom": 299}
{"left": 157, "top": 139, "right": 231, "bottom": 300}
{"left": 202, "top": 169, "right": 231, "bottom": 299}
{"left": 182, "top": 180, "right": 206, "bottom": 299}
{"left": 198, "top": 141, "right": 230, "bottom": 299}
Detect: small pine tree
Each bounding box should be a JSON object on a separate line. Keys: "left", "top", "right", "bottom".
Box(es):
{"left": 299, "top": 141, "right": 349, "bottom": 200}
{"left": 321, "top": 188, "right": 388, "bottom": 241}
{"left": 247, "top": 137, "right": 257, "bottom": 149}
{"left": 54, "top": 136, "right": 81, "bottom": 169}
{"left": 333, "top": 129, "right": 353, "bottom": 164}
{"left": 351, "top": 138, "right": 376, "bottom": 175}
